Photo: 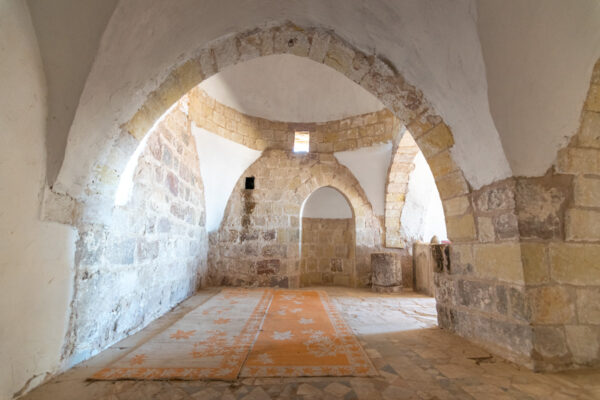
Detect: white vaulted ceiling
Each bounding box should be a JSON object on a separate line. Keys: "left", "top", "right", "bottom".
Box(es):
{"left": 199, "top": 54, "right": 385, "bottom": 122}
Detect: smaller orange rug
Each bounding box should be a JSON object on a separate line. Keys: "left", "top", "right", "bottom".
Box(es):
{"left": 240, "top": 290, "right": 377, "bottom": 377}
{"left": 91, "top": 288, "right": 271, "bottom": 381}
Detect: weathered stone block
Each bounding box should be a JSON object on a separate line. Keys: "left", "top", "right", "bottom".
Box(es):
{"left": 565, "top": 208, "right": 600, "bottom": 241}
{"left": 473, "top": 243, "right": 524, "bottom": 283}
{"left": 566, "top": 325, "right": 600, "bottom": 364}
{"left": 256, "top": 259, "right": 280, "bottom": 275}
{"left": 436, "top": 172, "right": 470, "bottom": 200}
{"left": 446, "top": 214, "right": 477, "bottom": 241}
{"left": 457, "top": 280, "right": 495, "bottom": 313}
{"left": 576, "top": 287, "right": 600, "bottom": 324}
{"left": 212, "top": 37, "right": 240, "bottom": 71}
{"left": 578, "top": 111, "right": 600, "bottom": 148}
{"left": 493, "top": 213, "right": 519, "bottom": 240}
{"left": 520, "top": 243, "right": 549, "bottom": 284}
{"left": 585, "top": 83, "right": 600, "bottom": 112}
{"left": 515, "top": 175, "right": 571, "bottom": 240}
{"left": 529, "top": 286, "right": 575, "bottom": 324}
{"left": 557, "top": 147, "right": 600, "bottom": 175}
{"left": 416, "top": 123, "right": 454, "bottom": 157}
{"left": 574, "top": 176, "right": 600, "bottom": 208}
{"left": 442, "top": 195, "right": 470, "bottom": 217}
{"left": 308, "top": 30, "right": 330, "bottom": 63}
{"left": 477, "top": 217, "right": 495, "bottom": 242}
{"left": 533, "top": 326, "right": 568, "bottom": 359}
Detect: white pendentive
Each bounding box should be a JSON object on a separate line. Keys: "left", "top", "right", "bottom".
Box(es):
{"left": 400, "top": 152, "right": 448, "bottom": 245}
{"left": 334, "top": 142, "right": 393, "bottom": 216}
{"left": 191, "top": 125, "right": 262, "bottom": 232}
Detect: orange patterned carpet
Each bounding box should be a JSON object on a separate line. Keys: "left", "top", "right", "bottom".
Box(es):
{"left": 241, "top": 290, "right": 377, "bottom": 377}
{"left": 91, "top": 288, "right": 376, "bottom": 381}
{"left": 91, "top": 288, "right": 271, "bottom": 380}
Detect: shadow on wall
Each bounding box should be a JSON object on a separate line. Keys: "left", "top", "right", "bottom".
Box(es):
{"left": 300, "top": 187, "right": 356, "bottom": 287}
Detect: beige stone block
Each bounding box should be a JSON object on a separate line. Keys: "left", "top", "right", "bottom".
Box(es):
{"left": 473, "top": 243, "right": 524, "bottom": 283}
{"left": 427, "top": 150, "right": 459, "bottom": 178}
{"left": 416, "top": 123, "right": 454, "bottom": 158}
{"left": 477, "top": 217, "right": 495, "bottom": 243}
{"left": 550, "top": 243, "right": 600, "bottom": 285}
{"left": 578, "top": 111, "right": 600, "bottom": 148}
{"left": 565, "top": 208, "right": 600, "bottom": 241}
{"left": 273, "top": 27, "right": 310, "bottom": 57}
{"left": 566, "top": 325, "right": 600, "bottom": 364}
{"left": 556, "top": 148, "right": 600, "bottom": 175}
{"left": 406, "top": 112, "right": 441, "bottom": 139}
{"left": 324, "top": 37, "right": 355, "bottom": 76}
{"left": 451, "top": 244, "right": 474, "bottom": 266}
{"left": 436, "top": 172, "right": 470, "bottom": 200}
{"left": 308, "top": 30, "right": 331, "bottom": 63}
{"left": 529, "top": 286, "right": 575, "bottom": 324}
{"left": 446, "top": 214, "right": 477, "bottom": 241}
{"left": 577, "top": 288, "right": 600, "bottom": 324}
{"left": 197, "top": 48, "right": 217, "bottom": 79}
{"left": 585, "top": 84, "right": 600, "bottom": 112}
{"left": 213, "top": 37, "right": 240, "bottom": 71}
{"left": 574, "top": 176, "right": 600, "bottom": 208}
{"left": 520, "top": 243, "right": 549, "bottom": 284}
{"left": 125, "top": 105, "right": 157, "bottom": 140}
{"left": 173, "top": 59, "right": 204, "bottom": 95}
{"left": 442, "top": 196, "right": 470, "bottom": 217}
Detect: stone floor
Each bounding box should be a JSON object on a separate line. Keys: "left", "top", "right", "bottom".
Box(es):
{"left": 21, "top": 287, "right": 600, "bottom": 400}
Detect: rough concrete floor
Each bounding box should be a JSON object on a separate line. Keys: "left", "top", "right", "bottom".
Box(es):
{"left": 21, "top": 287, "right": 600, "bottom": 399}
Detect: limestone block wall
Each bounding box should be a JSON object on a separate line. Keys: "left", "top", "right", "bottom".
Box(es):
{"left": 435, "top": 59, "right": 600, "bottom": 371}
{"left": 385, "top": 132, "right": 420, "bottom": 247}
{"left": 208, "top": 150, "right": 382, "bottom": 288}
{"left": 187, "top": 87, "right": 400, "bottom": 153}
{"left": 300, "top": 218, "right": 355, "bottom": 286}
{"left": 62, "top": 106, "right": 208, "bottom": 365}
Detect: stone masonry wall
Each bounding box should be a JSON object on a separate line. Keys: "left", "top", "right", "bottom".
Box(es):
{"left": 186, "top": 87, "right": 400, "bottom": 153}
{"left": 435, "top": 59, "right": 600, "bottom": 371}
{"left": 300, "top": 218, "right": 355, "bottom": 286}
{"left": 62, "top": 103, "right": 208, "bottom": 365}
{"left": 385, "top": 131, "right": 420, "bottom": 248}
{"left": 208, "top": 149, "right": 382, "bottom": 288}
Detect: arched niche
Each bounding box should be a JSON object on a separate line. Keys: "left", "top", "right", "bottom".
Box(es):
{"left": 299, "top": 186, "right": 356, "bottom": 287}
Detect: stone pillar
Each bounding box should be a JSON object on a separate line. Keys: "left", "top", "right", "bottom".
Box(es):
{"left": 371, "top": 253, "right": 402, "bottom": 293}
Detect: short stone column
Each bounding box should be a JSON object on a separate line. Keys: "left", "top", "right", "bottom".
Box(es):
{"left": 371, "top": 253, "right": 402, "bottom": 293}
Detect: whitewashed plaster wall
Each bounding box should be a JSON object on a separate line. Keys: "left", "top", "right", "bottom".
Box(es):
{"left": 334, "top": 142, "right": 393, "bottom": 216}
{"left": 25, "top": 1, "right": 600, "bottom": 196}
{"left": 191, "top": 125, "right": 262, "bottom": 232}
{"left": 0, "top": 2, "right": 76, "bottom": 398}
{"left": 54, "top": 0, "right": 515, "bottom": 199}
{"left": 199, "top": 54, "right": 384, "bottom": 122}
{"left": 302, "top": 187, "right": 353, "bottom": 219}
{"left": 400, "top": 152, "right": 447, "bottom": 247}
{"left": 477, "top": 0, "right": 600, "bottom": 176}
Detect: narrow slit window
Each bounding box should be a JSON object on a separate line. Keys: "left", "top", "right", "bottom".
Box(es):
{"left": 293, "top": 131, "right": 310, "bottom": 153}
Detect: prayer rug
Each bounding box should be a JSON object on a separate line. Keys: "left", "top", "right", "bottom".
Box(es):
{"left": 240, "top": 289, "right": 377, "bottom": 377}
{"left": 91, "top": 288, "right": 271, "bottom": 380}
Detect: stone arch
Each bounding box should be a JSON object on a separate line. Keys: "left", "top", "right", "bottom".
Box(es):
{"left": 51, "top": 19, "right": 535, "bottom": 370}
{"left": 384, "top": 130, "right": 421, "bottom": 248}
{"left": 209, "top": 149, "right": 382, "bottom": 288}
{"left": 54, "top": 21, "right": 475, "bottom": 247}
{"left": 299, "top": 186, "right": 357, "bottom": 287}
